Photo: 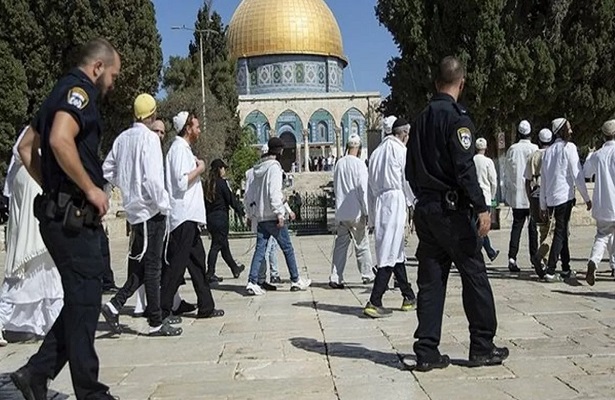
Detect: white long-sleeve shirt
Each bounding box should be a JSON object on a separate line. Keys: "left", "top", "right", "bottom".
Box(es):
{"left": 103, "top": 122, "right": 170, "bottom": 225}
{"left": 334, "top": 154, "right": 369, "bottom": 222}
{"left": 540, "top": 138, "right": 590, "bottom": 210}
{"left": 473, "top": 153, "right": 497, "bottom": 207}
{"left": 583, "top": 141, "right": 615, "bottom": 221}
{"left": 165, "top": 136, "right": 206, "bottom": 231}
{"left": 504, "top": 139, "right": 538, "bottom": 209}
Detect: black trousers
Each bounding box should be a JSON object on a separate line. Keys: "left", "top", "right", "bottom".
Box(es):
{"left": 27, "top": 219, "right": 109, "bottom": 400}
{"left": 110, "top": 214, "right": 165, "bottom": 327}
{"left": 161, "top": 221, "right": 214, "bottom": 318}
{"left": 100, "top": 231, "right": 115, "bottom": 288}
{"left": 413, "top": 201, "right": 497, "bottom": 362}
{"left": 206, "top": 212, "right": 240, "bottom": 278}
{"left": 369, "top": 263, "right": 415, "bottom": 307}
{"left": 507, "top": 208, "right": 538, "bottom": 261}
{"left": 546, "top": 200, "right": 573, "bottom": 275}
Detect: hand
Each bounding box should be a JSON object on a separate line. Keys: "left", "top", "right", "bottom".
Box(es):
{"left": 86, "top": 187, "right": 109, "bottom": 217}
{"left": 277, "top": 215, "right": 285, "bottom": 228}
{"left": 586, "top": 200, "right": 592, "bottom": 211}
{"left": 196, "top": 159, "right": 205, "bottom": 173}
{"left": 289, "top": 211, "right": 296, "bottom": 221}
{"left": 477, "top": 211, "right": 491, "bottom": 237}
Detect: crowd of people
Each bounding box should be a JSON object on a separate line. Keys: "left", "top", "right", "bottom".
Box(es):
{"left": 0, "top": 38, "right": 608, "bottom": 398}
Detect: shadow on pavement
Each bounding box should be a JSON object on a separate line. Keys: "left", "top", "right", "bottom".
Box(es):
{"left": 0, "top": 373, "right": 69, "bottom": 399}
{"left": 210, "top": 283, "right": 249, "bottom": 296}
{"left": 293, "top": 301, "right": 368, "bottom": 318}
{"left": 551, "top": 289, "right": 615, "bottom": 300}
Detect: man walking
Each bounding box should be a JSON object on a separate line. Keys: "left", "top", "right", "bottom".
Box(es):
{"left": 473, "top": 138, "right": 499, "bottom": 262}
{"left": 406, "top": 56, "right": 508, "bottom": 372}
{"left": 584, "top": 120, "right": 615, "bottom": 286}
{"left": 364, "top": 118, "right": 417, "bottom": 318}
{"left": 504, "top": 120, "right": 538, "bottom": 272}
{"left": 539, "top": 118, "right": 591, "bottom": 282}
{"left": 101, "top": 93, "right": 182, "bottom": 337}
{"left": 329, "top": 134, "right": 374, "bottom": 289}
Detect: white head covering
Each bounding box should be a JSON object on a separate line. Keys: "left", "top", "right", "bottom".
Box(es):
{"left": 551, "top": 118, "right": 567, "bottom": 136}
{"left": 601, "top": 120, "right": 615, "bottom": 137}
{"left": 383, "top": 115, "right": 397, "bottom": 135}
{"left": 539, "top": 128, "right": 553, "bottom": 144}
{"left": 347, "top": 134, "right": 362, "bottom": 148}
{"left": 173, "top": 111, "right": 189, "bottom": 133}
{"left": 518, "top": 120, "right": 531, "bottom": 136}
{"left": 475, "top": 138, "right": 487, "bottom": 150}
{"left": 260, "top": 144, "right": 269, "bottom": 154}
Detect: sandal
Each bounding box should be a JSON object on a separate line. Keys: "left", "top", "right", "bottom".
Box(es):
{"left": 148, "top": 323, "right": 182, "bottom": 337}
{"left": 163, "top": 315, "right": 182, "bottom": 325}
{"left": 196, "top": 309, "right": 225, "bottom": 319}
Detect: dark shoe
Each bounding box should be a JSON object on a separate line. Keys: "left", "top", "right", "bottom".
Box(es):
{"left": 233, "top": 264, "right": 246, "bottom": 279}
{"left": 363, "top": 302, "right": 392, "bottom": 318}
{"left": 10, "top": 366, "right": 48, "bottom": 400}
{"left": 148, "top": 322, "right": 182, "bottom": 337}
{"left": 208, "top": 275, "right": 224, "bottom": 284}
{"left": 260, "top": 282, "right": 278, "bottom": 291}
{"left": 172, "top": 300, "right": 197, "bottom": 316}
{"left": 410, "top": 354, "right": 451, "bottom": 372}
{"left": 163, "top": 315, "right": 182, "bottom": 325}
{"left": 101, "top": 304, "right": 122, "bottom": 335}
{"left": 586, "top": 260, "right": 597, "bottom": 286}
{"left": 468, "top": 346, "right": 509, "bottom": 368}
{"left": 488, "top": 250, "right": 500, "bottom": 262}
{"left": 544, "top": 273, "right": 563, "bottom": 283}
{"left": 560, "top": 270, "right": 576, "bottom": 280}
{"left": 401, "top": 297, "right": 417, "bottom": 311}
{"left": 362, "top": 276, "right": 374, "bottom": 284}
{"left": 270, "top": 276, "right": 282, "bottom": 284}
{"left": 196, "top": 309, "right": 225, "bottom": 319}
{"left": 102, "top": 285, "right": 120, "bottom": 295}
{"left": 328, "top": 281, "right": 345, "bottom": 289}
{"left": 508, "top": 259, "right": 521, "bottom": 272}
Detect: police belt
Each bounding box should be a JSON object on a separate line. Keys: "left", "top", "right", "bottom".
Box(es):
{"left": 33, "top": 183, "right": 101, "bottom": 231}
{"left": 417, "top": 189, "right": 471, "bottom": 211}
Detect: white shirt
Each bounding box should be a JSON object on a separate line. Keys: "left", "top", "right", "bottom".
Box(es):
{"left": 165, "top": 136, "right": 206, "bottom": 231}
{"left": 583, "top": 141, "right": 615, "bottom": 221}
{"left": 473, "top": 153, "right": 497, "bottom": 207}
{"left": 504, "top": 139, "right": 538, "bottom": 208}
{"left": 4, "top": 127, "right": 28, "bottom": 198}
{"left": 333, "top": 154, "right": 368, "bottom": 222}
{"left": 103, "top": 122, "right": 170, "bottom": 225}
{"left": 540, "top": 139, "right": 590, "bottom": 210}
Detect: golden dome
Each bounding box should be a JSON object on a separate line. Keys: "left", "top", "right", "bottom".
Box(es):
{"left": 228, "top": 0, "right": 346, "bottom": 62}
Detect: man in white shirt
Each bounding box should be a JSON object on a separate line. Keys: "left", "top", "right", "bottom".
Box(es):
{"left": 329, "top": 134, "right": 374, "bottom": 289}
{"left": 244, "top": 137, "right": 311, "bottom": 295}
{"left": 539, "top": 118, "right": 592, "bottom": 282}
{"left": 101, "top": 94, "right": 182, "bottom": 337}
{"left": 474, "top": 138, "right": 499, "bottom": 262}
{"left": 364, "top": 117, "right": 416, "bottom": 318}
{"left": 525, "top": 128, "right": 554, "bottom": 272}
{"left": 161, "top": 111, "right": 224, "bottom": 319}
{"left": 504, "top": 120, "right": 539, "bottom": 272}
{"left": 584, "top": 120, "right": 615, "bottom": 286}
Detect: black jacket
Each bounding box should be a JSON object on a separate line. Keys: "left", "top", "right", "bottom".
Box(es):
{"left": 205, "top": 178, "right": 245, "bottom": 218}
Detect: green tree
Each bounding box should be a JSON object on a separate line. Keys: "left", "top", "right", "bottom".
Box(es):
{"left": 229, "top": 129, "right": 260, "bottom": 190}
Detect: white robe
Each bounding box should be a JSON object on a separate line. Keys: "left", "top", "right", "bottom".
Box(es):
{"left": 0, "top": 137, "right": 63, "bottom": 336}
{"left": 504, "top": 139, "right": 538, "bottom": 209}
{"left": 368, "top": 135, "right": 414, "bottom": 267}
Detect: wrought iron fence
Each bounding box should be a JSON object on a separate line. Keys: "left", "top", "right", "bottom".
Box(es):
{"left": 229, "top": 192, "right": 328, "bottom": 235}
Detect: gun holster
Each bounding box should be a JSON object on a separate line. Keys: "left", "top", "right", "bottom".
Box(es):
{"left": 34, "top": 187, "right": 100, "bottom": 232}
{"left": 444, "top": 190, "right": 459, "bottom": 211}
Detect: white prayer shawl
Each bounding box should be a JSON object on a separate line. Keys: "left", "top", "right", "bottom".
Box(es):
{"left": 368, "top": 135, "right": 414, "bottom": 267}
{"left": 504, "top": 139, "right": 538, "bottom": 209}
{"left": 3, "top": 127, "right": 28, "bottom": 198}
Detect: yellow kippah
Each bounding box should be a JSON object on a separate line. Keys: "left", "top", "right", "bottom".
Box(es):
{"left": 133, "top": 94, "right": 156, "bottom": 120}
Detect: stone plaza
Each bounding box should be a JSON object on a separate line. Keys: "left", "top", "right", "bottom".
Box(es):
{"left": 1, "top": 222, "right": 615, "bottom": 400}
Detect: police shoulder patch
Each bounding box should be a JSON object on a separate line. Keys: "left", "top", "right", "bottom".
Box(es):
{"left": 457, "top": 127, "right": 472, "bottom": 150}
{"left": 67, "top": 87, "right": 89, "bottom": 110}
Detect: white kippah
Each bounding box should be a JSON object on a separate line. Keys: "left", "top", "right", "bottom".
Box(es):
{"left": 475, "top": 138, "right": 487, "bottom": 150}
{"left": 173, "top": 111, "right": 189, "bottom": 133}
{"left": 602, "top": 120, "right": 615, "bottom": 137}
{"left": 538, "top": 128, "right": 553, "bottom": 144}
{"left": 518, "top": 120, "right": 531, "bottom": 136}
{"left": 347, "top": 134, "right": 362, "bottom": 147}
{"left": 551, "top": 118, "right": 567, "bottom": 135}
{"left": 383, "top": 115, "right": 397, "bottom": 135}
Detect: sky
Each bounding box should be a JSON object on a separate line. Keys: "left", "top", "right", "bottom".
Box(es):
{"left": 152, "top": 0, "right": 399, "bottom": 95}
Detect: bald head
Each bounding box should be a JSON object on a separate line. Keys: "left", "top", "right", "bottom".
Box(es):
{"left": 436, "top": 56, "right": 465, "bottom": 86}
{"left": 152, "top": 120, "right": 166, "bottom": 140}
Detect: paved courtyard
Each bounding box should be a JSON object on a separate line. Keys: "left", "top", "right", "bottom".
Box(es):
{"left": 2, "top": 224, "right": 615, "bottom": 399}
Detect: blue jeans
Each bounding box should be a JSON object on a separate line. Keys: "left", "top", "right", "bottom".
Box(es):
{"left": 249, "top": 221, "right": 299, "bottom": 284}
{"left": 482, "top": 235, "right": 497, "bottom": 259}
{"left": 258, "top": 237, "right": 279, "bottom": 283}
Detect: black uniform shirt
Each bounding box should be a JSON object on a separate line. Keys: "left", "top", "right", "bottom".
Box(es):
{"left": 32, "top": 68, "right": 105, "bottom": 193}
{"left": 406, "top": 93, "right": 488, "bottom": 213}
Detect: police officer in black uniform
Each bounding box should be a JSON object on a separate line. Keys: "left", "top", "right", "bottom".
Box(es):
{"left": 405, "top": 56, "right": 508, "bottom": 372}
{"left": 11, "top": 38, "right": 120, "bottom": 400}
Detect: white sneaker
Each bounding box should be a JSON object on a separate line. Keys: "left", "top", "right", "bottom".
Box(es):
{"left": 290, "top": 277, "right": 311, "bottom": 292}
{"left": 0, "top": 331, "right": 7, "bottom": 347}
{"left": 246, "top": 282, "right": 266, "bottom": 296}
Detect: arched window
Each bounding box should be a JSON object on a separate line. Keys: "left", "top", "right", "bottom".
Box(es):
{"left": 317, "top": 122, "right": 328, "bottom": 142}
{"left": 351, "top": 121, "right": 360, "bottom": 136}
